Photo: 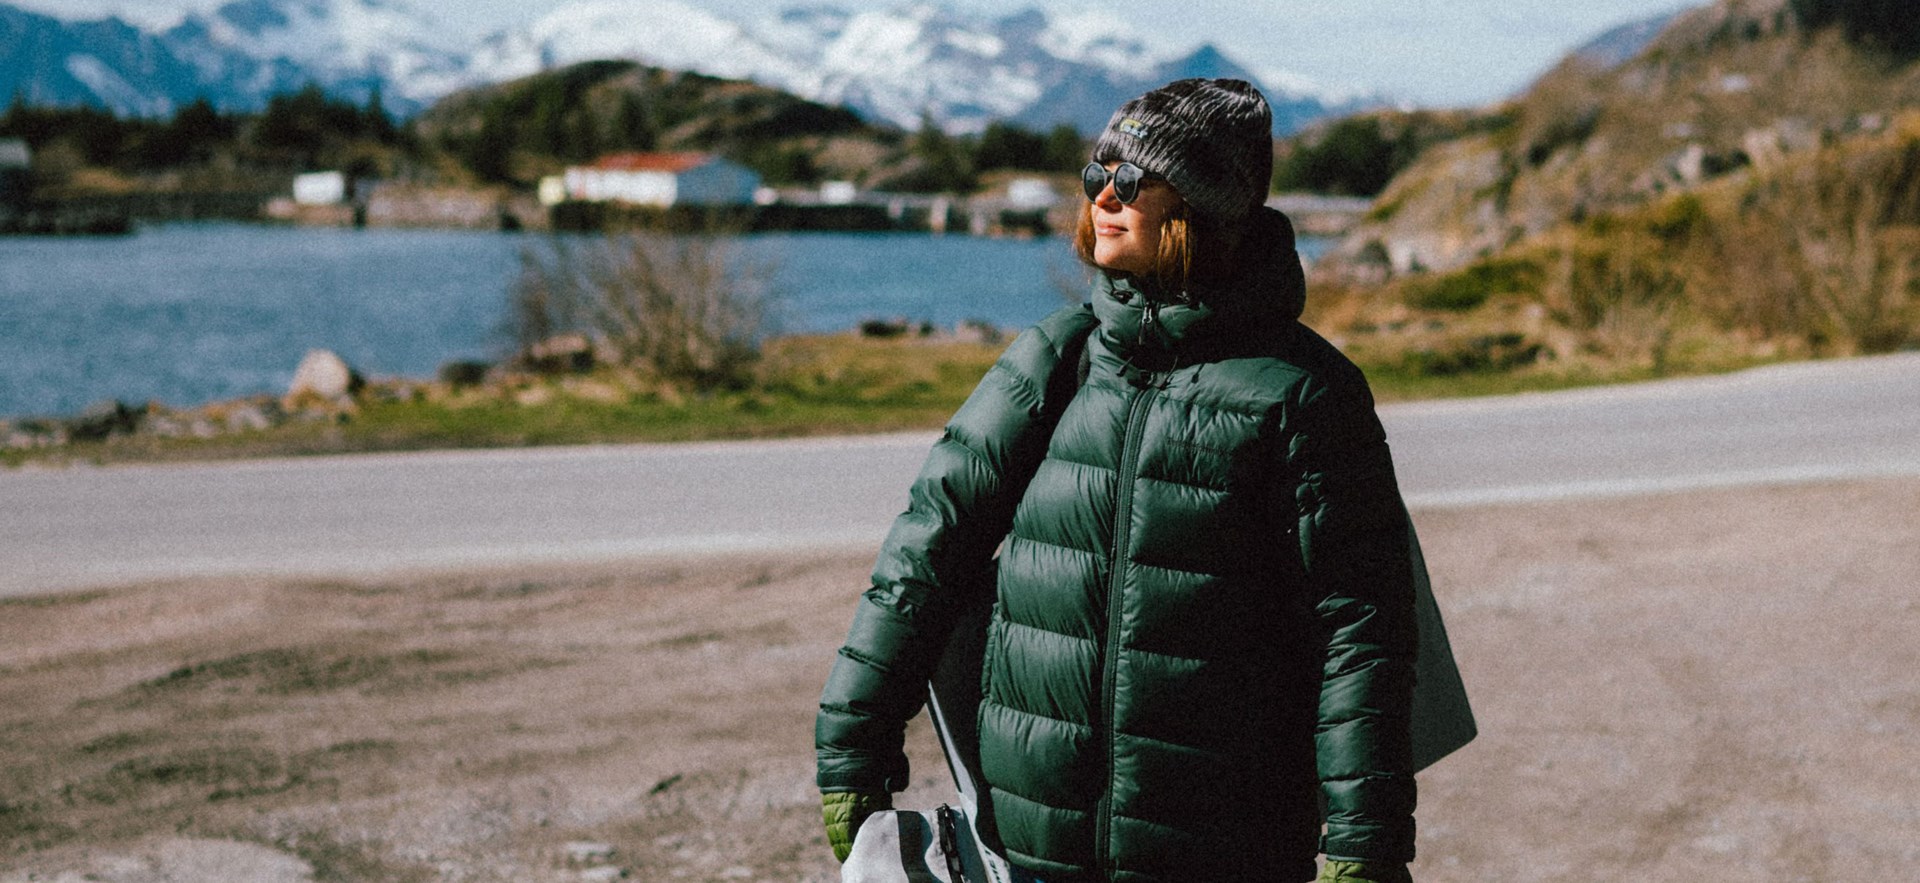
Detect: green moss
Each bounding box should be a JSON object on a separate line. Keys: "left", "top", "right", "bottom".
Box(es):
{"left": 1364, "top": 194, "right": 1407, "bottom": 223}
{"left": 1406, "top": 256, "right": 1546, "bottom": 311}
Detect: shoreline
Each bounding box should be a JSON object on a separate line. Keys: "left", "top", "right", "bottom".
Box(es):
{"left": 7, "top": 347, "right": 1907, "bottom": 470}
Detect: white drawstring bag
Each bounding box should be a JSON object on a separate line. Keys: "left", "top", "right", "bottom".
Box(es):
{"left": 841, "top": 802, "right": 1012, "bottom": 883}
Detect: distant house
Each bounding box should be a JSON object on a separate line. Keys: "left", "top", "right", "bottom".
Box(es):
{"left": 292, "top": 171, "right": 348, "bottom": 205}
{"left": 0, "top": 138, "right": 30, "bottom": 207}
{"left": 1005, "top": 178, "right": 1061, "bottom": 210}
{"left": 557, "top": 152, "right": 760, "bottom": 207}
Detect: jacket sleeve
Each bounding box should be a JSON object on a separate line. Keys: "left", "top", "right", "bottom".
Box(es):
{"left": 816, "top": 308, "right": 1094, "bottom": 793}
{"left": 1287, "top": 373, "right": 1418, "bottom": 863}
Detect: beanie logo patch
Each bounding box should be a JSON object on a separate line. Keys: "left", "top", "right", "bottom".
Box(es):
{"left": 1117, "top": 117, "right": 1151, "bottom": 139}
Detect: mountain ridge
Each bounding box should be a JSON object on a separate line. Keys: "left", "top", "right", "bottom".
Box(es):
{"left": 0, "top": 0, "right": 1373, "bottom": 134}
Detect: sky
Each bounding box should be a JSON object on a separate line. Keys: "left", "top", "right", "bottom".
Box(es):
{"left": 21, "top": 0, "right": 1700, "bottom": 107}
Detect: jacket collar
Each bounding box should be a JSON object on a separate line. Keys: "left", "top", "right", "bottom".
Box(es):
{"left": 1089, "top": 206, "right": 1306, "bottom": 368}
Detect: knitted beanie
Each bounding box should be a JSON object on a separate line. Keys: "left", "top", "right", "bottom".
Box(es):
{"left": 1091, "top": 78, "right": 1274, "bottom": 223}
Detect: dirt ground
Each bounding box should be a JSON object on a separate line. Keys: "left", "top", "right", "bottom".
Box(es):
{"left": 3, "top": 477, "right": 1917, "bottom": 882}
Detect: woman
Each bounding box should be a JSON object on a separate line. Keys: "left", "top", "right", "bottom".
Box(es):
{"left": 818, "top": 78, "right": 1418, "bottom": 883}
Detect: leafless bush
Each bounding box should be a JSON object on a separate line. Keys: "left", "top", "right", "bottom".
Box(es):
{"left": 1544, "top": 235, "right": 1686, "bottom": 370}
{"left": 1691, "top": 130, "right": 1920, "bottom": 354}
{"left": 510, "top": 231, "right": 778, "bottom": 389}
{"left": 1780, "top": 157, "right": 1920, "bottom": 354}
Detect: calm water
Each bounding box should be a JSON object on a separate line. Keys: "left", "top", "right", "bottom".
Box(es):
{"left": 0, "top": 223, "right": 1330, "bottom": 418}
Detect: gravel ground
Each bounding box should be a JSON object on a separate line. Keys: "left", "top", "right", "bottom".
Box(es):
{"left": 2, "top": 477, "right": 1916, "bottom": 882}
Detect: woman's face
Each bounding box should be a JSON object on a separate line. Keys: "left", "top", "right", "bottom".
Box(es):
{"left": 1089, "top": 163, "right": 1183, "bottom": 276}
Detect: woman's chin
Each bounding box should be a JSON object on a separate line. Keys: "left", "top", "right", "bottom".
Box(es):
{"left": 1094, "top": 248, "right": 1146, "bottom": 276}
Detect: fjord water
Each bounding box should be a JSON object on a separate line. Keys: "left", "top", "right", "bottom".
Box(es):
{"left": 0, "top": 222, "right": 1329, "bottom": 418}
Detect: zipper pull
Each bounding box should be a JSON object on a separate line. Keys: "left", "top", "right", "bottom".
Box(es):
{"left": 1138, "top": 300, "right": 1159, "bottom": 346}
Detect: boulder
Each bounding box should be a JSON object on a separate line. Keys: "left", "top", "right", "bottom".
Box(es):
{"left": 284, "top": 349, "right": 364, "bottom": 410}
{"left": 65, "top": 399, "right": 143, "bottom": 442}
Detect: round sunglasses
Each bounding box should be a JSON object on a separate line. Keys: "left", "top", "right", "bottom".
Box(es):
{"left": 1081, "top": 161, "right": 1163, "bottom": 204}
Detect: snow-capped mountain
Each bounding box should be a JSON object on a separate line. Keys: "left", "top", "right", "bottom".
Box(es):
{"left": 463, "top": 0, "right": 1368, "bottom": 134}
{"left": 0, "top": 0, "right": 1371, "bottom": 133}
{"left": 157, "top": 0, "right": 469, "bottom": 102}
{"left": 0, "top": 0, "right": 461, "bottom": 115}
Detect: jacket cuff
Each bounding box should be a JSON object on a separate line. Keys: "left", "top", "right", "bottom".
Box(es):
{"left": 815, "top": 762, "right": 908, "bottom": 794}
{"left": 1320, "top": 827, "right": 1415, "bottom": 864}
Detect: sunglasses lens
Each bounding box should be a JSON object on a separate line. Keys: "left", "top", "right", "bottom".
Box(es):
{"left": 1081, "top": 163, "right": 1108, "bottom": 202}
{"left": 1112, "top": 163, "right": 1142, "bottom": 203}
{"left": 1083, "top": 162, "right": 1148, "bottom": 204}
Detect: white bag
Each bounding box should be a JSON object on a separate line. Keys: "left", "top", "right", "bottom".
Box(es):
{"left": 841, "top": 803, "right": 1013, "bottom": 883}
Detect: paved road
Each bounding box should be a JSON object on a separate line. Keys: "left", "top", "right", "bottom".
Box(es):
{"left": 6, "top": 353, "right": 1918, "bottom": 596}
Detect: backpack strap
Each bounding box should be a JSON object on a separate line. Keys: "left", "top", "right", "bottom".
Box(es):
{"left": 1037, "top": 305, "right": 1099, "bottom": 420}
{"left": 1075, "top": 332, "right": 1092, "bottom": 390}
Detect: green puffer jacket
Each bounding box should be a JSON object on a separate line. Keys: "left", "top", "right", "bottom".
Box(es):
{"left": 818, "top": 208, "right": 1417, "bottom": 882}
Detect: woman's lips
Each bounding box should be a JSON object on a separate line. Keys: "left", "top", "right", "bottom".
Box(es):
{"left": 1096, "top": 223, "right": 1127, "bottom": 235}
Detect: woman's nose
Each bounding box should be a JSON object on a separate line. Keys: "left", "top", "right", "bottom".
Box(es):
{"left": 1092, "top": 182, "right": 1122, "bottom": 210}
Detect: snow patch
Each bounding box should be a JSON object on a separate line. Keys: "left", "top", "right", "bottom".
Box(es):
{"left": 65, "top": 53, "right": 174, "bottom": 116}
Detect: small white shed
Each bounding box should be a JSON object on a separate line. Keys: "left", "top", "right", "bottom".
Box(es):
{"left": 0, "top": 138, "right": 28, "bottom": 170}
{"left": 560, "top": 152, "right": 760, "bottom": 207}
{"left": 292, "top": 171, "right": 348, "bottom": 205}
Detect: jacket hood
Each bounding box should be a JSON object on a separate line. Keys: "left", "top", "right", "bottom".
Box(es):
{"left": 1090, "top": 206, "right": 1306, "bottom": 363}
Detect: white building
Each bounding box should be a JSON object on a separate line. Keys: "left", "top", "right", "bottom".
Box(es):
{"left": 559, "top": 152, "right": 760, "bottom": 207}
{"left": 1005, "top": 177, "right": 1060, "bottom": 210}
{"left": 0, "top": 138, "right": 32, "bottom": 206}
{"left": 292, "top": 171, "right": 348, "bottom": 205}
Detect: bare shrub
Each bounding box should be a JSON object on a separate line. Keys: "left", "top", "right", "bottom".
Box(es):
{"left": 509, "top": 231, "right": 778, "bottom": 390}
{"left": 1544, "top": 234, "right": 1686, "bottom": 370}
{"left": 1692, "top": 128, "right": 1920, "bottom": 354}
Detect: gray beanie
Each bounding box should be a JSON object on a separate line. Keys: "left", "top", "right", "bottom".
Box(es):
{"left": 1091, "top": 78, "right": 1274, "bottom": 223}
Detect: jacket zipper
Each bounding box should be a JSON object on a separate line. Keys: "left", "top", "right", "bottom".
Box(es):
{"left": 1095, "top": 378, "right": 1158, "bottom": 874}
{"left": 1137, "top": 299, "right": 1159, "bottom": 346}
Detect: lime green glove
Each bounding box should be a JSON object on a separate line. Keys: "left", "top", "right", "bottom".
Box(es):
{"left": 1320, "top": 859, "right": 1413, "bottom": 883}
{"left": 822, "top": 790, "right": 893, "bottom": 862}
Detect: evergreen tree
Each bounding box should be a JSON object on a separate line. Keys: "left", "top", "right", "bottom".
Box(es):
{"left": 1274, "top": 116, "right": 1416, "bottom": 197}
{"left": 1042, "top": 124, "right": 1085, "bottom": 172}
{"left": 615, "top": 92, "right": 656, "bottom": 151}
{"left": 974, "top": 121, "right": 1047, "bottom": 171}
{"left": 363, "top": 85, "right": 396, "bottom": 144}
{"left": 905, "top": 112, "right": 974, "bottom": 192}
{"left": 133, "top": 97, "right": 230, "bottom": 168}
{"left": 1792, "top": 0, "right": 1920, "bottom": 56}
{"left": 466, "top": 105, "right": 516, "bottom": 184}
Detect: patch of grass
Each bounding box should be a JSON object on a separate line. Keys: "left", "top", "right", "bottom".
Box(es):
{"left": 136, "top": 647, "right": 476, "bottom": 698}
{"left": 1357, "top": 351, "right": 1788, "bottom": 402}
{"left": 1365, "top": 193, "right": 1407, "bottom": 223}
{"left": 82, "top": 745, "right": 298, "bottom": 804}
{"left": 1405, "top": 256, "right": 1546, "bottom": 312}
{"left": 20, "top": 332, "right": 1005, "bottom": 467}
{"left": 0, "top": 799, "right": 75, "bottom": 851}
{"left": 77, "top": 730, "right": 151, "bottom": 755}
{"left": 142, "top": 649, "right": 397, "bottom": 696}
{"left": 0, "top": 590, "right": 109, "bottom": 609}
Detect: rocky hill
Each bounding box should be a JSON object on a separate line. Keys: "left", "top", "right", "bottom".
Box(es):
{"left": 1333, "top": 0, "right": 1920, "bottom": 277}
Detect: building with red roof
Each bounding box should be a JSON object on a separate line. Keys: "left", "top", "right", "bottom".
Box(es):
{"left": 549, "top": 152, "right": 761, "bottom": 208}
